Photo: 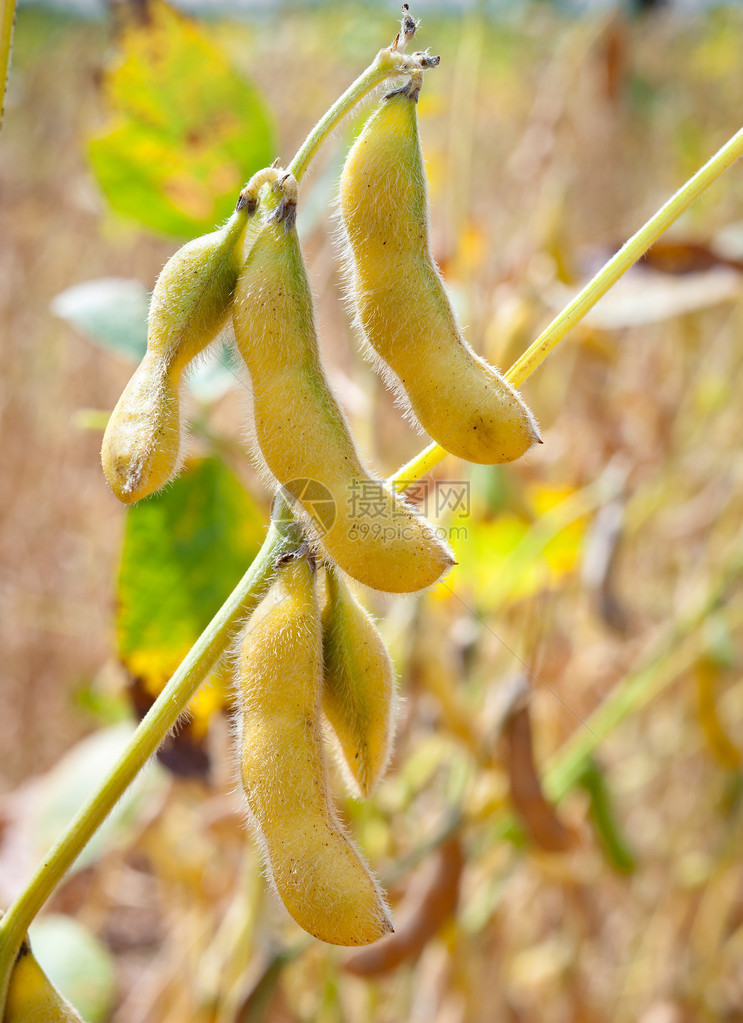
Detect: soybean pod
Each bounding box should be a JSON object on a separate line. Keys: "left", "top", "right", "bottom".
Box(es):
{"left": 339, "top": 73, "right": 541, "bottom": 465}
{"left": 322, "top": 568, "right": 396, "bottom": 797}
{"left": 3, "top": 937, "right": 83, "bottom": 1023}
{"left": 232, "top": 181, "right": 454, "bottom": 593}
{"left": 236, "top": 553, "right": 393, "bottom": 946}
{"left": 102, "top": 202, "right": 258, "bottom": 504}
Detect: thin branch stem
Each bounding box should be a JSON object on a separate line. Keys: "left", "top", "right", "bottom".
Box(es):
{"left": 390, "top": 122, "right": 743, "bottom": 490}
{"left": 546, "top": 546, "right": 743, "bottom": 802}
{"left": 0, "top": 0, "right": 17, "bottom": 129}
{"left": 0, "top": 521, "right": 294, "bottom": 1014}
{"left": 1, "top": 39, "right": 742, "bottom": 1020}
{"left": 477, "top": 563, "right": 743, "bottom": 854}
{"left": 0, "top": 39, "right": 441, "bottom": 1009}
{"left": 507, "top": 124, "right": 743, "bottom": 388}
{"left": 288, "top": 46, "right": 436, "bottom": 185}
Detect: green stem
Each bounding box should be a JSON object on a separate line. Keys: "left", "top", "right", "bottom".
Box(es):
{"left": 0, "top": 0, "right": 16, "bottom": 130}
{"left": 1, "top": 36, "right": 741, "bottom": 1019}
{"left": 390, "top": 122, "right": 743, "bottom": 490}
{"left": 288, "top": 47, "right": 433, "bottom": 184}
{"left": 507, "top": 125, "right": 743, "bottom": 387}
{"left": 0, "top": 39, "right": 436, "bottom": 1008}
{"left": 480, "top": 572, "right": 743, "bottom": 854}
{"left": 539, "top": 541, "right": 743, "bottom": 809}
{"left": 0, "top": 520, "right": 295, "bottom": 1014}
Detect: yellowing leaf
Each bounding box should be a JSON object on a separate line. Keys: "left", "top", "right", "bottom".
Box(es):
{"left": 88, "top": 1, "right": 276, "bottom": 237}
{"left": 526, "top": 483, "right": 586, "bottom": 580}
{"left": 526, "top": 483, "right": 575, "bottom": 516}
{"left": 447, "top": 484, "right": 590, "bottom": 611}
{"left": 692, "top": 14, "right": 740, "bottom": 82}
{"left": 188, "top": 661, "right": 233, "bottom": 740}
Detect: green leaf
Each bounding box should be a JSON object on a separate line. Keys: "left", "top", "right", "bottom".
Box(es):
{"left": 29, "top": 916, "right": 116, "bottom": 1023}
{"left": 51, "top": 278, "right": 149, "bottom": 361}
{"left": 88, "top": 0, "right": 276, "bottom": 238}
{"left": 117, "top": 457, "right": 265, "bottom": 689}
{"left": 54, "top": 278, "right": 243, "bottom": 402}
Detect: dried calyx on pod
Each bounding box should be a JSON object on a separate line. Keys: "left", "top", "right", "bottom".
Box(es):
{"left": 339, "top": 71, "right": 541, "bottom": 465}
{"left": 232, "top": 173, "right": 454, "bottom": 594}
{"left": 322, "top": 567, "right": 397, "bottom": 797}
{"left": 100, "top": 166, "right": 283, "bottom": 505}
{"left": 236, "top": 549, "right": 393, "bottom": 946}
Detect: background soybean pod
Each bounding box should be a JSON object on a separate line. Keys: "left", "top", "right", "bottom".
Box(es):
{"left": 322, "top": 568, "right": 396, "bottom": 797}
{"left": 339, "top": 76, "right": 541, "bottom": 465}
{"left": 233, "top": 211, "right": 454, "bottom": 593}
{"left": 237, "top": 554, "right": 393, "bottom": 946}
{"left": 102, "top": 207, "right": 256, "bottom": 504}
{"left": 3, "top": 937, "right": 83, "bottom": 1022}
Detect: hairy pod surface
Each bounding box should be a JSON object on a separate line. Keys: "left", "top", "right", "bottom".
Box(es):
{"left": 101, "top": 350, "right": 182, "bottom": 504}
{"left": 322, "top": 569, "right": 396, "bottom": 797}
{"left": 102, "top": 210, "right": 254, "bottom": 503}
{"left": 147, "top": 211, "right": 253, "bottom": 371}
{"left": 232, "top": 214, "right": 454, "bottom": 593}
{"left": 236, "top": 555, "right": 393, "bottom": 946}
{"left": 3, "top": 940, "right": 83, "bottom": 1023}
{"left": 339, "top": 78, "right": 541, "bottom": 465}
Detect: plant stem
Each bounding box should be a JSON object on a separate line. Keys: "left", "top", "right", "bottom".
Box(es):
{"left": 469, "top": 562, "right": 743, "bottom": 859}
{"left": 390, "top": 122, "right": 743, "bottom": 490}
{"left": 1, "top": 49, "right": 742, "bottom": 1021}
{"left": 0, "top": 520, "right": 294, "bottom": 1014}
{"left": 546, "top": 546, "right": 743, "bottom": 802}
{"left": 0, "top": 0, "right": 16, "bottom": 129}
{"left": 288, "top": 47, "right": 434, "bottom": 184}
{"left": 0, "top": 41, "right": 435, "bottom": 1008}
{"left": 507, "top": 125, "right": 743, "bottom": 387}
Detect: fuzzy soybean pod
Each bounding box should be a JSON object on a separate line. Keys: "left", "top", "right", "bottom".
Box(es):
{"left": 339, "top": 75, "right": 541, "bottom": 465}
{"left": 237, "top": 554, "right": 393, "bottom": 946}
{"left": 102, "top": 208, "right": 254, "bottom": 504}
{"left": 322, "top": 568, "right": 396, "bottom": 797}
{"left": 232, "top": 200, "right": 454, "bottom": 594}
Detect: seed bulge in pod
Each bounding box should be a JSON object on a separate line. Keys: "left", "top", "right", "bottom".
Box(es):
{"left": 236, "top": 554, "right": 394, "bottom": 945}
{"left": 102, "top": 208, "right": 255, "bottom": 504}
{"left": 322, "top": 568, "right": 396, "bottom": 797}
{"left": 339, "top": 74, "right": 541, "bottom": 465}
{"left": 233, "top": 203, "right": 454, "bottom": 593}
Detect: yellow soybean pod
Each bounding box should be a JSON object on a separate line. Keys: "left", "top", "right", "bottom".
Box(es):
{"left": 322, "top": 568, "right": 396, "bottom": 797}
{"left": 3, "top": 937, "right": 83, "bottom": 1023}
{"left": 237, "top": 554, "right": 393, "bottom": 946}
{"left": 102, "top": 209, "right": 254, "bottom": 504}
{"left": 232, "top": 205, "right": 454, "bottom": 594}
{"left": 339, "top": 75, "right": 541, "bottom": 465}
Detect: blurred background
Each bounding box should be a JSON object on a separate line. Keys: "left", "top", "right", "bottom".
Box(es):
{"left": 3, "top": 0, "right": 743, "bottom": 1020}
